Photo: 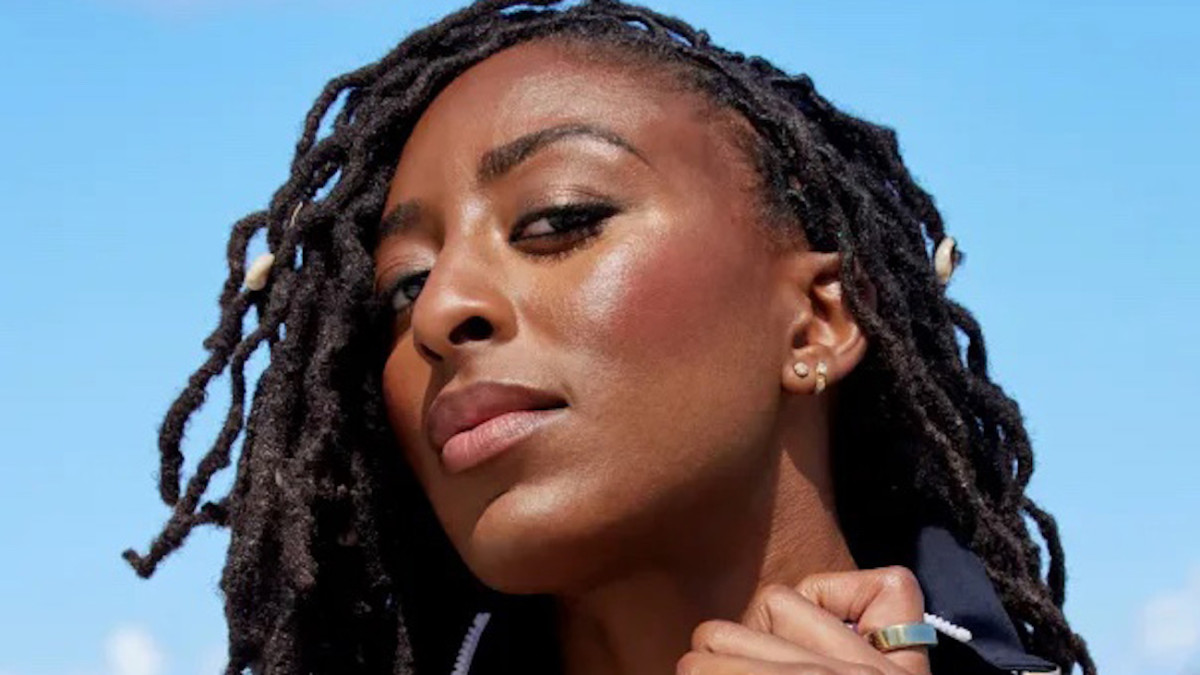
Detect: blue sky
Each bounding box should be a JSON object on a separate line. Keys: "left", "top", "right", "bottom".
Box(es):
{"left": 0, "top": 1, "right": 1196, "bottom": 674}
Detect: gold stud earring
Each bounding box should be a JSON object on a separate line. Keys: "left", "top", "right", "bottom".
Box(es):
{"left": 814, "top": 360, "right": 828, "bottom": 394}
{"left": 793, "top": 362, "right": 811, "bottom": 378}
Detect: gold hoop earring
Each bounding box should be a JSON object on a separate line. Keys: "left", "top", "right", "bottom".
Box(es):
{"left": 814, "top": 361, "right": 828, "bottom": 394}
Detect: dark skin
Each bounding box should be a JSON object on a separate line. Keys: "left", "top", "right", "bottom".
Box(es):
{"left": 374, "top": 40, "right": 930, "bottom": 675}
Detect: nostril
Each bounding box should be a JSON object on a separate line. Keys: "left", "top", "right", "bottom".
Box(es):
{"left": 449, "top": 315, "right": 493, "bottom": 345}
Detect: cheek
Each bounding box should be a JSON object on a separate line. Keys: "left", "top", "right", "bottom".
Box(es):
{"left": 381, "top": 339, "right": 458, "bottom": 506}
{"left": 381, "top": 343, "right": 427, "bottom": 469}
{"left": 381, "top": 341, "right": 483, "bottom": 544}
{"left": 574, "top": 214, "right": 772, "bottom": 372}
{"left": 547, "top": 207, "right": 782, "bottom": 498}
{"left": 601, "top": 241, "right": 699, "bottom": 347}
{"left": 495, "top": 210, "right": 782, "bottom": 571}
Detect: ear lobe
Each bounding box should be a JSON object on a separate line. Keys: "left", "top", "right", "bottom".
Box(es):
{"left": 782, "top": 251, "right": 869, "bottom": 394}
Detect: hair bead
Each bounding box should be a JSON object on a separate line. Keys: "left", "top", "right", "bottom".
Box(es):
{"left": 934, "top": 236, "right": 958, "bottom": 285}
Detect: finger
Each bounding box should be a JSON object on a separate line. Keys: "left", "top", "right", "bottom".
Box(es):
{"left": 692, "top": 619, "right": 829, "bottom": 664}
{"left": 795, "top": 567, "right": 925, "bottom": 627}
{"left": 795, "top": 567, "right": 929, "bottom": 675}
{"left": 677, "top": 651, "right": 843, "bottom": 675}
{"left": 740, "top": 584, "right": 899, "bottom": 673}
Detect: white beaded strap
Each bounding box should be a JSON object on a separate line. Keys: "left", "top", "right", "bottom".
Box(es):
{"left": 922, "top": 615, "right": 1062, "bottom": 675}
{"left": 923, "top": 612, "right": 973, "bottom": 643}
{"left": 450, "top": 611, "right": 492, "bottom": 675}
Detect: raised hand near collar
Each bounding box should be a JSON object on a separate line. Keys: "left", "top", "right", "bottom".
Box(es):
{"left": 679, "top": 566, "right": 934, "bottom": 675}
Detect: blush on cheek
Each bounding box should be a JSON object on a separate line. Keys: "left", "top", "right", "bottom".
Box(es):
{"left": 579, "top": 224, "right": 752, "bottom": 362}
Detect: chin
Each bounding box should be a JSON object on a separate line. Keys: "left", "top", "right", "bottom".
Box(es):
{"left": 454, "top": 480, "right": 634, "bottom": 595}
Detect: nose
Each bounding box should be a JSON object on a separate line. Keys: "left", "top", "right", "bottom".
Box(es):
{"left": 409, "top": 236, "right": 516, "bottom": 367}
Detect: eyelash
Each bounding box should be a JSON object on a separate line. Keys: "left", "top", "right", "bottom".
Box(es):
{"left": 383, "top": 201, "right": 619, "bottom": 316}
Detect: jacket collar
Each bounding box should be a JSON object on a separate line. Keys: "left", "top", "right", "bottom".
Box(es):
{"left": 913, "top": 526, "right": 1059, "bottom": 674}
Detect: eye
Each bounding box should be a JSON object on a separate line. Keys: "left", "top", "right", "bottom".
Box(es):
{"left": 382, "top": 201, "right": 620, "bottom": 316}
{"left": 385, "top": 270, "right": 429, "bottom": 316}
{"left": 513, "top": 202, "right": 619, "bottom": 242}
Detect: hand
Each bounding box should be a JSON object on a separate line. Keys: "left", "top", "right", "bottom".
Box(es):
{"left": 678, "top": 566, "right": 932, "bottom": 675}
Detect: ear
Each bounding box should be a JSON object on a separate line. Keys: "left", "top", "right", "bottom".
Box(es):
{"left": 779, "top": 250, "right": 870, "bottom": 396}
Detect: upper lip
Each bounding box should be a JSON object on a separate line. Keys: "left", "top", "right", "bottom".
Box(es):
{"left": 426, "top": 381, "right": 567, "bottom": 452}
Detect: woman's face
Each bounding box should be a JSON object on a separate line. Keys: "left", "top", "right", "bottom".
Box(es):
{"left": 375, "top": 40, "right": 801, "bottom": 593}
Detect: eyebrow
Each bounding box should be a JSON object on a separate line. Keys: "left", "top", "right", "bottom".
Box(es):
{"left": 378, "top": 123, "right": 648, "bottom": 239}
{"left": 379, "top": 201, "right": 421, "bottom": 240}
{"left": 478, "top": 122, "right": 648, "bottom": 183}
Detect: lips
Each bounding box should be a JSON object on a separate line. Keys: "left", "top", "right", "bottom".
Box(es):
{"left": 426, "top": 381, "right": 568, "bottom": 455}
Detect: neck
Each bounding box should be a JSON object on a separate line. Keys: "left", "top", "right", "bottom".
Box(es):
{"left": 555, "top": 436, "right": 856, "bottom": 675}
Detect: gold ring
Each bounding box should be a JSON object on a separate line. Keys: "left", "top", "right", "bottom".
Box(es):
{"left": 865, "top": 622, "right": 938, "bottom": 652}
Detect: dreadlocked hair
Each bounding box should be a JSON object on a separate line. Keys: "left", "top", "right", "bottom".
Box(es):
{"left": 123, "top": 1, "right": 1094, "bottom": 673}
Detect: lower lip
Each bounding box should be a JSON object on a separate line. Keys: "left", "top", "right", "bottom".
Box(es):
{"left": 440, "top": 407, "right": 567, "bottom": 474}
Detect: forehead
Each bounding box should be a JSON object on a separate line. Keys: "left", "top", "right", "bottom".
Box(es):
{"left": 393, "top": 39, "right": 731, "bottom": 178}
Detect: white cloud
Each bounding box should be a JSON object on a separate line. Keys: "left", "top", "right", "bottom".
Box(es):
{"left": 1140, "top": 566, "right": 1200, "bottom": 669}
{"left": 104, "top": 625, "right": 165, "bottom": 675}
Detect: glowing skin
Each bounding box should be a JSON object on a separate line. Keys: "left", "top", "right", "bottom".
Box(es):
{"left": 374, "top": 40, "right": 871, "bottom": 675}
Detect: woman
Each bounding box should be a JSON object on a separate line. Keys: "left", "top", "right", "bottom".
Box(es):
{"left": 124, "top": 2, "right": 1094, "bottom": 674}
